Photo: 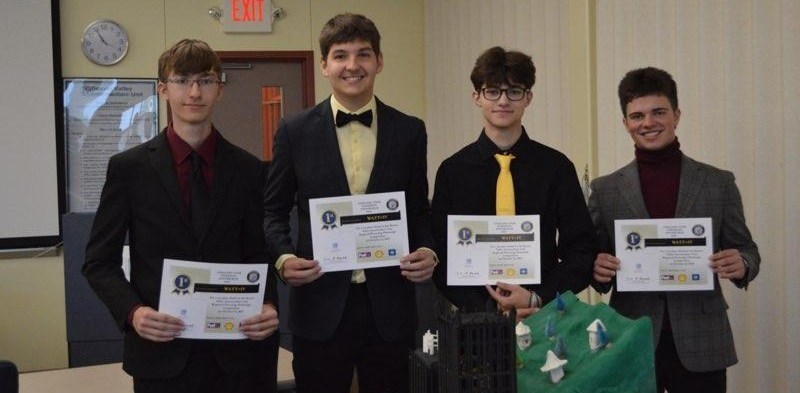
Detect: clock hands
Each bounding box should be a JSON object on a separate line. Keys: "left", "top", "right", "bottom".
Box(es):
{"left": 96, "top": 30, "right": 111, "bottom": 46}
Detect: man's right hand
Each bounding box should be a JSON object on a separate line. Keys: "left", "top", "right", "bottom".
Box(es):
{"left": 593, "top": 253, "right": 621, "bottom": 283}
{"left": 282, "top": 257, "right": 323, "bottom": 286}
{"left": 131, "top": 306, "right": 184, "bottom": 342}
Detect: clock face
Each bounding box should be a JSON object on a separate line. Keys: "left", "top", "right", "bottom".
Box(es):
{"left": 81, "top": 20, "right": 128, "bottom": 66}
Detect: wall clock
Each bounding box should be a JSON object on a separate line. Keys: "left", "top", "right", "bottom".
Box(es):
{"left": 81, "top": 19, "right": 129, "bottom": 66}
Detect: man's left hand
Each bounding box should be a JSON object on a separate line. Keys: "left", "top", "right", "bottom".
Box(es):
{"left": 239, "top": 303, "right": 279, "bottom": 340}
{"left": 400, "top": 248, "right": 436, "bottom": 282}
{"left": 710, "top": 249, "right": 747, "bottom": 280}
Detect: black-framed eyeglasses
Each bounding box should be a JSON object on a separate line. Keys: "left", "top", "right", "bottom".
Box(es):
{"left": 165, "top": 77, "right": 223, "bottom": 88}
{"left": 479, "top": 87, "right": 529, "bottom": 101}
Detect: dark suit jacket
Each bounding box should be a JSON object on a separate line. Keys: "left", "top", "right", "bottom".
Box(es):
{"left": 589, "top": 155, "right": 760, "bottom": 372}
{"left": 83, "top": 131, "right": 278, "bottom": 379}
{"left": 431, "top": 130, "right": 597, "bottom": 311}
{"left": 263, "top": 97, "right": 434, "bottom": 342}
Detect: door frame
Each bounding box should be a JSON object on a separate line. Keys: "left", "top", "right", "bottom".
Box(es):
{"left": 216, "top": 51, "right": 316, "bottom": 109}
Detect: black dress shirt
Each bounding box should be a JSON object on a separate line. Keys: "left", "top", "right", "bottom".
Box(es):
{"left": 431, "top": 129, "right": 598, "bottom": 311}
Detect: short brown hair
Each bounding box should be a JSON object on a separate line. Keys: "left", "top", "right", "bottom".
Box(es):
{"left": 470, "top": 46, "right": 536, "bottom": 91}
{"left": 319, "top": 13, "right": 381, "bottom": 59}
{"left": 617, "top": 67, "right": 678, "bottom": 116}
{"left": 158, "top": 39, "right": 221, "bottom": 81}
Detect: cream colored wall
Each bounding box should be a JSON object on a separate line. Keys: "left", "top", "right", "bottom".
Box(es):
{"left": 0, "top": 256, "right": 67, "bottom": 372}
{"left": 0, "top": 0, "right": 424, "bottom": 373}
{"left": 424, "top": 0, "right": 596, "bottom": 187}
{"left": 309, "top": 1, "right": 426, "bottom": 118}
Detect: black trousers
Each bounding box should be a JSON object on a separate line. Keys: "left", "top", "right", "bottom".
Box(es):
{"left": 656, "top": 329, "right": 727, "bottom": 393}
{"left": 133, "top": 337, "right": 278, "bottom": 393}
{"left": 292, "top": 284, "right": 413, "bottom": 393}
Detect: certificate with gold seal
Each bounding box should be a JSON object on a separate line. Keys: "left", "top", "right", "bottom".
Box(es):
{"left": 309, "top": 191, "right": 409, "bottom": 272}
{"left": 158, "top": 259, "right": 268, "bottom": 339}
{"left": 614, "top": 218, "right": 714, "bottom": 291}
{"left": 446, "top": 215, "right": 541, "bottom": 286}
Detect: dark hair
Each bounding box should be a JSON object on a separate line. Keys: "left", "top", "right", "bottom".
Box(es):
{"left": 319, "top": 13, "right": 381, "bottom": 59}
{"left": 158, "top": 39, "right": 221, "bottom": 81}
{"left": 617, "top": 67, "right": 678, "bottom": 116}
{"left": 470, "top": 46, "right": 536, "bottom": 91}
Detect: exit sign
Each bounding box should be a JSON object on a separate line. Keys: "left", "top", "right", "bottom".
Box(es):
{"left": 222, "top": 0, "right": 272, "bottom": 33}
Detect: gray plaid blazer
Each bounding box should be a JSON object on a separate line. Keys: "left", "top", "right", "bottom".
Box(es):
{"left": 589, "top": 154, "right": 760, "bottom": 372}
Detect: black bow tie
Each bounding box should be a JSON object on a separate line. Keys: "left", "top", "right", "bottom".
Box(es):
{"left": 335, "top": 110, "right": 373, "bottom": 128}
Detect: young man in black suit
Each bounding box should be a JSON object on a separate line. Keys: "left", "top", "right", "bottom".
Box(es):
{"left": 263, "top": 13, "right": 436, "bottom": 393}
{"left": 83, "top": 39, "right": 279, "bottom": 393}
{"left": 431, "top": 47, "right": 597, "bottom": 317}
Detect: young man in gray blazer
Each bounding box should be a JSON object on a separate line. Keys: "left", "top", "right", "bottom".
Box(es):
{"left": 263, "top": 13, "right": 436, "bottom": 393}
{"left": 590, "top": 67, "right": 760, "bottom": 393}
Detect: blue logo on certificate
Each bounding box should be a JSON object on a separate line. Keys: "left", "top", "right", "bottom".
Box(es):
{"left": 321, "top": 210, "right": 337, "bottom": 229}
{"left": 520, "top": 268, "right": 528, "bottom": 275}
{"left": 172, "top": 274, "right": 191, "bottom": 295}
{"left": 388, "top": 249, "right": 396, "bottom": 256}
{"left": 457, "top": 227, "right": 473, "bottom": 245}
{"left": 626, "top": 232, "right": 642, "bottom": 250}
{"left": 692, "top": 274, "right": 700, "bottom": 281}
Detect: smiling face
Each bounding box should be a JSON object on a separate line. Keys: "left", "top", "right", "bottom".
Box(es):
{"left": 623, "top": 94, "right": 680, "bottom": 151}
{"left": 473, "top": 82, "right": 532, "bottom": 136}
{"left": 321, "top": 40, "right": 383, "bottom": 111}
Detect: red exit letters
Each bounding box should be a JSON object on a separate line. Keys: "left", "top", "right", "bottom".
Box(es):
{"left": 231, "top": 0, "right": 265, "bottom": 22}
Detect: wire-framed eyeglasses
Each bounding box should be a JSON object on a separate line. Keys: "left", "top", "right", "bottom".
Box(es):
{"left": 478, "top": 87, "right": 529, "bottom": 101}
{"left": 165, "top": 77, "right": 223, "bottom": 88}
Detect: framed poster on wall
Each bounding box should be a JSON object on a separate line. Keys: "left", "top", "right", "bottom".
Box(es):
{"left": 63, "top": 78, "right": 158, "bottom": 212}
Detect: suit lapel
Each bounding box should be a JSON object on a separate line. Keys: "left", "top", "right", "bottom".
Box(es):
{"left": 675, "top": 155, "right": 706, "bottom": 218}
{"left": 148, "top": 132, "right": 193, "bottom": 233}
{"left": 366, "top": 98, "right": 395, "bottom": 193}
{"left": 618, "top": 161, "right": 650, "bottom": 218}
{"left": 318, "top": 98, "right": 351, "bottom": 194}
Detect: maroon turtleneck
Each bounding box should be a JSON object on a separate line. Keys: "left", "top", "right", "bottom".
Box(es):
{"left": 636, "top": 138, "right": 682, "bottom": 333}
{"left": 636, "top": 138, "right": 682, "bottom": 219}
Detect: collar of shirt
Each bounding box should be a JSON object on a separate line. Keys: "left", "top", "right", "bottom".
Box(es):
{"left": 165, "top": 123, "right": 219, "bottom": 168}
{"left": 330, "top": 95, "right": 378, "bottom": 132}
{"left": 166, "top": 124, "right": 219, "bottom": 210}
{"left": 330, "top": 95, "right": 378, "bottom": 196}
{"left": 476, "top": 126, "right": 533, "bottom": 162}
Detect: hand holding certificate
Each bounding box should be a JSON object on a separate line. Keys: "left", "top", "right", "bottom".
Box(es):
{"left": 158, "top": 259, "right": 269, "bottom": 339}
{"left": 614, "top": 218, "right": 713, "bottom": 291}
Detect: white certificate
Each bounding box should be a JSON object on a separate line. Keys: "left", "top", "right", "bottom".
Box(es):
{"left": 158, "top": 259, "right": 268, "bottom": 339}
{"left": 614, "top": 218, "right": 714, "bottom": 292}
{"left": 446, "top": 215, "right": 541, "bottom": 286}
{"left": 309, "top": 191, "right": 409, "bottom": 272}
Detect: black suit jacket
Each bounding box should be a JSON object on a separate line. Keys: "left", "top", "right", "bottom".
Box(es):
{"left": 83, "top": 130, "right": 278, "bottom": 379}
{"left": 263, "top": 97, "right": 434, "bottom": 342}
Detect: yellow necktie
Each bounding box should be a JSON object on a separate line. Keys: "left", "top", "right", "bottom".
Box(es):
{"left": 494, "top": 153, "right": 515, "bottom": 215}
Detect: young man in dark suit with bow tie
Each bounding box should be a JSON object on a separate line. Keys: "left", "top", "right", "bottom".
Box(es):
{"left": 263, "top": 13, "right": 436, "bottom": 393}
{"left": 83, "top": 39, "right": 279, "bottom": 393}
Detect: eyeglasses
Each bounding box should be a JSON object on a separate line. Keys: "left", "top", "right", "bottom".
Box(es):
{"left": 165, "top": 77, "right": 222, "bottom": 88}
{"left": 479, "top": 87, "right": 529, "bottom": 101}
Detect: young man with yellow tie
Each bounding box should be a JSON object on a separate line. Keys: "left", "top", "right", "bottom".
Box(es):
{"left": 431, "top": 46, "right": 597, "bottom": 317}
